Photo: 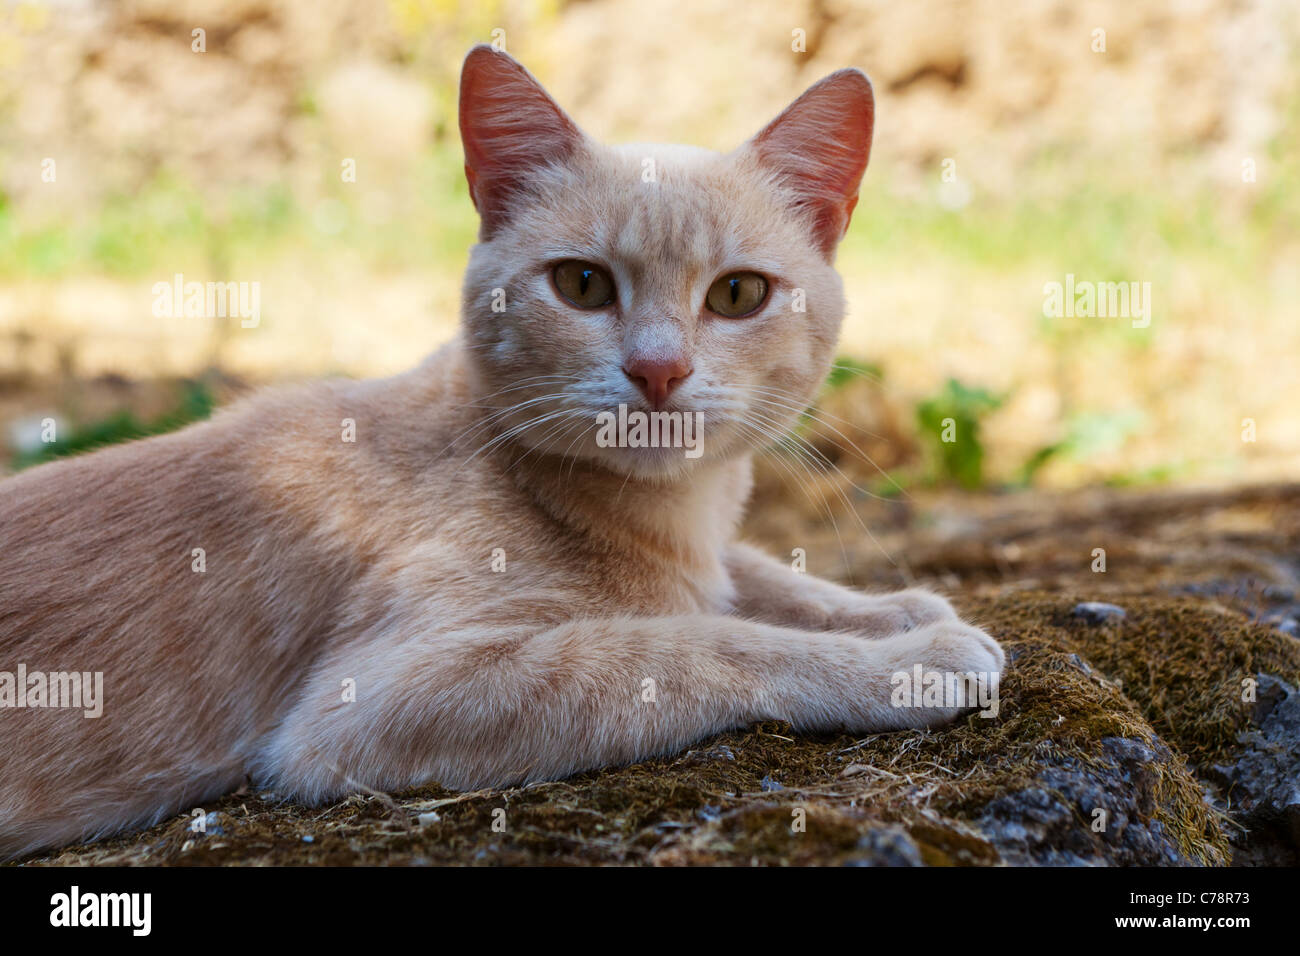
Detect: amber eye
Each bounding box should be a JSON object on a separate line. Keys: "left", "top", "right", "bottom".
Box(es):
{"left": 553, "top": 260, "right": 616, "bottom": 309}
{"left": 705, "top": 272, "right": 769, "bottom": 317}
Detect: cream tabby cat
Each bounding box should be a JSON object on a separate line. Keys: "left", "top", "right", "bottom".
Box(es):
{"left": 0, "top": 47, "right": 1002, "bottom": 859}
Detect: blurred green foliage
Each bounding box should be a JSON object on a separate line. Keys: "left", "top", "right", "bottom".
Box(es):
{"left": 11, "top": 380, "right": 215, "bottom": 471}
{"left": 6, "top": 146, "right": 1291, "bottom": 283}
{"left": 825, "top": 356, "right": 883, "bottom": 390}
{"left": 0, "top": 149, "right": 479, "bottom": 280}
{"left": 916, "top": 378, "right": 1003, "bottom": 489}
{"left": 1018, "top": 409, "right": 1145, "bottom": 485}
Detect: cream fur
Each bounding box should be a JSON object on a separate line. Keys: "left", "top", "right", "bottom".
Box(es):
{"left": 0, "top": 47, "right": 1002, "bottom": 859}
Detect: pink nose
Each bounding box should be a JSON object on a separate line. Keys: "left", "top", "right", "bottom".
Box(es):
{"left": 622, "top": 354, "right": 693, "bottom": 409}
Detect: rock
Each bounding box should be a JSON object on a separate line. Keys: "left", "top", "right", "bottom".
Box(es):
{"left": 1072, "top": 602, "right": 1127, "bottom": 625}
{"left": 974, "top": 736, "right": 1194, "bottom": 866}
{"left": 682, "top": 744, "right": 736, "bottom": 765}
{"left": 1272, "top": 617, "right": 1299, "bottom": 638}
{"left": 1206, "top": 674, "right": 1300, "bottom": 863}
{"left": 25, "top": 591, "right": 1294, "bottom": 866}
{"left": 193, "top": 811, "right": 226, "bottom": 837}
{"left": 844, "top": 828, "right": 925, "bottom": 867}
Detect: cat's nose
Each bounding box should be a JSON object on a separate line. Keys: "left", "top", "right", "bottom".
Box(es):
{"left": 622, "top": 354, "right": 693, "bottom": 409}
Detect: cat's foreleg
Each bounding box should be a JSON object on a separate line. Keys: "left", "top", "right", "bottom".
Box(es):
{"left": 261, "top": 612, "right": 1003, "bottom": 798}
{"left": 725, "top": 541, "right": 964, "bottom": 637}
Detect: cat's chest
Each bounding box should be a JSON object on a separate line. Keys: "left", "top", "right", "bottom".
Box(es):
{"left": 585, "top": 541, "right": 736, "bottom": 617}
{"left": 377, "top": 449, "right": 750, "bottom": 627}
{"left": 485, "top": 521, "right": 736, "bottom": 619}
{"left": 391, "top": 509, "right": 736, "bottom": 627}
{"left": 524, "top": 484, "right": 744, "bottom": 618}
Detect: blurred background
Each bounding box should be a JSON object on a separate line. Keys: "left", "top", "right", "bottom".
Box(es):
{"left": 1, "top": 0, "right": 1297, "bottom": 492}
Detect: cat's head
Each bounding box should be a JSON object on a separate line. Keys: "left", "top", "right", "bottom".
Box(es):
{"left": 457, "top": 45, "right": 873, "bottom": 480}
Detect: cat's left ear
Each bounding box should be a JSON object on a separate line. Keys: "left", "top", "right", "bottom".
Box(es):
{"left": 744, "top": 69, "right": 875, "bottom": 258}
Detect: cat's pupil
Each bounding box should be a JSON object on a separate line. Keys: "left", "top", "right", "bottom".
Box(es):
{"left": 580, "top": 270, "right": 591, "bottom": 295}
{"left": 729, "top": 278, "right": 740, "bottom": 304}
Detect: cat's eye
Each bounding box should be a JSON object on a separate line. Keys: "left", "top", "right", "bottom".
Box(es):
{"left": 553, "top": 260, "right": 616, "bottom": 309}
{"left": 705, "top": 272, "right": 769, "bottom": 318}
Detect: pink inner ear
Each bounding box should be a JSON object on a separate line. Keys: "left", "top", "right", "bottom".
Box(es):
{"left": 750, "top": 69, "right": 875, "bottom": 257}
{"left": 459, "top": 46, "right": 584, "bottom": 237}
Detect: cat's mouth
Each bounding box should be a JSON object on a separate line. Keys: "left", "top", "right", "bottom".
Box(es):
{"left": 480, "top": 379, "right": 769, "bottom": 477}
{"left": 591, "top": 401, "right": 709, "bottom": 464}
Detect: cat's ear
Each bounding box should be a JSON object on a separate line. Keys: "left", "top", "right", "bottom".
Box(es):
{"left": 745, "top": 69, "right": 875, "bottom": 258}
{"left": 459, "top": 45, "right": 585, "bottom": 237}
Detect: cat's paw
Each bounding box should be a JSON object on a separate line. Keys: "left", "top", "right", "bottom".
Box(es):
{"left": 829, "top": 588, "right": 959, "bottom": 638}
{"left": 877, "top": 619, "right": 1005, "bottom": 727}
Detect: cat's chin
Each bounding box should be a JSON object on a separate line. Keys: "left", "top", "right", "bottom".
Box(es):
{"left": 579, "top": 443, "right": 729, "bottom": 484}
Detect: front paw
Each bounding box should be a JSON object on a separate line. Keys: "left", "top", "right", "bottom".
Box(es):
{"left": 879, "top": 620, "right": 1005, "bottom": 726}
{"left": 829, "top": 588, "right": 959, "bottom": 638}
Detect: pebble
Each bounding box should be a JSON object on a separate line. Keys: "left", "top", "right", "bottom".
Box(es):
{"left": 1072, "top": 601, "right": 1127, "bottom": 625}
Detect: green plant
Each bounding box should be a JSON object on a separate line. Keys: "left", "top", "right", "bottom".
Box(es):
{"left": 916, "top": 378, "right": 1003, "bottom": 488}
{"left": 1018, "top": 409, "right": 1145, "bottom": 485}
{"left": 824, "top": 356, "right": 883, "bottom": 391}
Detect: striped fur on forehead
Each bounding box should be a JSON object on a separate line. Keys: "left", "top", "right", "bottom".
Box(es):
{"left": 500, "top": 143, "right": 820, "bottom": 288}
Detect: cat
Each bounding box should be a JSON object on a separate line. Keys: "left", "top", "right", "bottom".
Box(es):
{"left": 0, "top": 45, "right": 1003, "bottom": 860}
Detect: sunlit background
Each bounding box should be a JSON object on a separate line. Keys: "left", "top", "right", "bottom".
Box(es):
{"left": 1, "top": 0, "right": 1297, "bottom": 490}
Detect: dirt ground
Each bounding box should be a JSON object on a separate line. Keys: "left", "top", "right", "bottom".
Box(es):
{"left": 17, "top": 478, "right": 1300, "bottom": 867}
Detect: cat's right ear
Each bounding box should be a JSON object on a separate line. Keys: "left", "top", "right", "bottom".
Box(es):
{"left": 459, "top": 45, "right": 585, "bottom": 237}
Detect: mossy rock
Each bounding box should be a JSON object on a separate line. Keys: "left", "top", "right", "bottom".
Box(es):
{"left": 18, "top": 484, "right": 1300, "bottom": 866}
{"left": 22, "top": 593, "right": 1299, "bottom": 867}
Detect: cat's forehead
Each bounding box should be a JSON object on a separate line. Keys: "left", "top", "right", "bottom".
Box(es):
{"left": 609, "top": 142, "right": 721, "bottom": 168}
{"left": 529, "top": 141, "right": 791, "bottom": 274}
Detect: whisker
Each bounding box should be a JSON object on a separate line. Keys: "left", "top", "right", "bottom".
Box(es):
{"left": 742, "top": 407, "right": 898, "bottom": 572}
{"left": 744, "top": 398, "right": 901, "bottom": 503}
{"left": 728, "top": 382, "right": 909, "bottom": 500}
{"left": 734, "top": 416, "right": 861, "bottom": 582}
{"left": 462, "top": 407, "right": 585, "bottom": 467}
{"left": 441, "top": 391, "right": 579, "bottom": 456}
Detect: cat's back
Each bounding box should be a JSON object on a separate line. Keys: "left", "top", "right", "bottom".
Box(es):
{"left": 0, "top": 340, "right": 492, "bottom": 656}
